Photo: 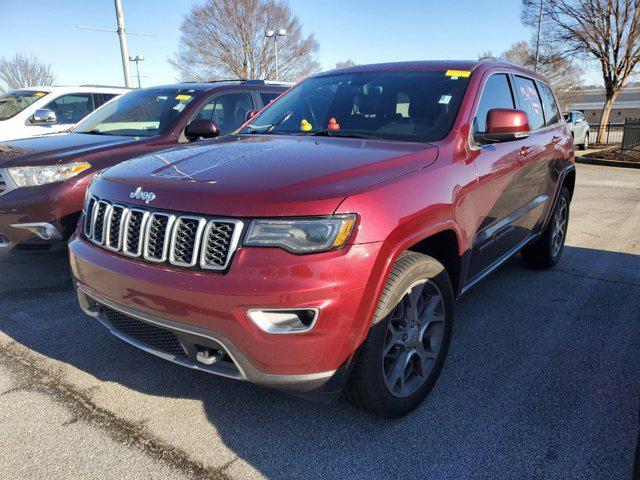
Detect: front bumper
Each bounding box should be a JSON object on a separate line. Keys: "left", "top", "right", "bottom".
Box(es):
{"left": 0, "top": 179, "right": 86, "bottom": 253}
{"left": 69, "top": 235, "right": 384, "bottom": 397}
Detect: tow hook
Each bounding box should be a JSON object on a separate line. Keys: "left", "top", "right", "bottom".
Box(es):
{"left": 196, "top": 348, "right": 223, "bottom": 365}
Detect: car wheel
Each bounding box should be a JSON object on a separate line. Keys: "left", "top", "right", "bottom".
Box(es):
{"left": 521, "top": 186, "right": 571, "bottom": 269}
{"left": 578, "top": 132, "right": 589, "bottom": 150}
{"left": 345, "top": 252, "right": 454, "bottom": 418}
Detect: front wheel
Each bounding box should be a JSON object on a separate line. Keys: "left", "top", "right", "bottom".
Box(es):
{"left": 345, "top": 252, "right": 454, "bottom": 418}
{"left": 521, "top": 186, "right": 570, "bottom": 269}
{"left": 578, "top": 132, "right": 589, "bottom": 150}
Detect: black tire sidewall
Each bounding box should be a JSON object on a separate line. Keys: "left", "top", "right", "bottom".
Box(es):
{"left": 355, "top": 254, "right": 454, "bottom": 417}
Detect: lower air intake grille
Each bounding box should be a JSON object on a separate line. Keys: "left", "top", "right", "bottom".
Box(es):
{"left": 102, "top": 307, "right": 187, "bottom": 358}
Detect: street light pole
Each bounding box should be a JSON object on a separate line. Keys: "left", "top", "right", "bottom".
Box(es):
{"left": 129, "top": 55, "right": 144, "bottom": 88}
{"left": 265, "top": 29, "right": 287, "bottom": 82}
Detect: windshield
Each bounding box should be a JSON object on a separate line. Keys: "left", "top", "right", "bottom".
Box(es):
{"left": 0, "top": 90, "right": 48, "bottom": 121}
{"left": 239, "top": 70, "right": 471, "bottom": 142}
{"left": 74, "top": 88, "right": 201, "bottom": 137}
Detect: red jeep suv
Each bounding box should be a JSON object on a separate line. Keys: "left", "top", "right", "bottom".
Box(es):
{"left": 69, "top": 60, "right": 575, "bottom": 417}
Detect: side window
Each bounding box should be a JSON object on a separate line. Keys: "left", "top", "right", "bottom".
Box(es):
{"left": 473, "top": 74, "right": 515, "bottom": 133}
{"left": 538, "top": 83, "right": 560, "bottom": 125}
{"left": 260, "top": 91, "right": 280, "bottom": 106}
{"left": 195, "top": 92, "right": 254, "bottom": 135}
{"left": 513, "top": 76, "right": 545, "bottom": 130}
{"left": 96, "top": 93, "right": 118, "bottom": 107}
{"left": 43, "top": 94, "right": 95, "bottom": 124}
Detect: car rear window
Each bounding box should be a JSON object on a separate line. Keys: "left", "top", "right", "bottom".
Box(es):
{"left": 513, "top": 76, "right": 545, "bottom": 130}
{"left": 538, "top": 83, "right": 560, "bottom": 126}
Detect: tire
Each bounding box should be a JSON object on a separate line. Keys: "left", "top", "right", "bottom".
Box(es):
{"left": 578, "top": 132, "right": 589, "bottom": 150}
{"left": 521, "top": 186, "right": 570, "bottom": 269}
{"left": 345, "top": 252, "right": 454, "bottom": 418}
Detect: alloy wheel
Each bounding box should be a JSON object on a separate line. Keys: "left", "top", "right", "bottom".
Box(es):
{"left": 382, "top": 279, "right": 445, "bottom": 398}
{"left": 551, "top": 196, "right": 568, "bottom": 256}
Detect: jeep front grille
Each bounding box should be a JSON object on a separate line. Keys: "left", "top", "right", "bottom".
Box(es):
{"left": 84, "top": 196, "right": 243, "bottom": 272}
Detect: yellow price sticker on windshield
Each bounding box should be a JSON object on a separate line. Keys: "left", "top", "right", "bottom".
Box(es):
{"left": 34, "top": 92, "right": 46, "bottom": 97}
{"left": 445, "top": 70, "right": 471, "bottom": 78}
{"left": 175, "top": 94, "right": 191, "bottom": 101}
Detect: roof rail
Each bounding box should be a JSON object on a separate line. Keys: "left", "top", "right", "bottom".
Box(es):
{"left": 478, "top": 56, "right": 522, "bottom": 68}
{"left": 179, "top": 79, "right": 294, "bottom": 86}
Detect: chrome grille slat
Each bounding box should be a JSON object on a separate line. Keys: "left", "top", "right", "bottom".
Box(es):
{"left": 200, "top": 220, "right": 244, "bottom": 270}
{"left": 83, "top": 195, "right": 240, "bottom": 273}
{"left": 84, "top": 197, "right": 97, "bottom": 238}
{"left": 105, "top": 205, "right": 127, "bottom": 251}
{"left": 169, "top": 216, "right": 206, "bottom": 267}
{"left": 91, "top": 201, "right": 111, "bottom": 245}
{"left": 122, "top": 209, "right": 149, "bottom": 257}
{"left": 143, "top": 213, "right": 175, "bottom": 263}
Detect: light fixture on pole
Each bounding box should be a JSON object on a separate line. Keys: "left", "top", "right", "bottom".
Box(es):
{"left": 77, "top": 0, "right": 156, "bottom": 88}
{"left": 265, "top": 28, "right": 286, "bottom": 82}
{"left": 128, "top": 54, "right": 145, "bottom": 88}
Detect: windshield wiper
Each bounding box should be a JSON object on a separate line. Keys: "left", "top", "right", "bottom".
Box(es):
{"left": 310, "top": 129, "right": 385, "bottom": 140}
{"left": 247, "top": 111, "right": 292, "bottom": 134}
{"left": 79, "top": 129, "right": 111, "bottom": 135}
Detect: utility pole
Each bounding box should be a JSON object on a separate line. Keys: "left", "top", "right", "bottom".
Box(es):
{"left": 77, "top": 0, "right": 155, "bottom": 88}
{"left": 534, "top": 0, "right": 543, "bottom": 72}
{"left": 114, "top": 0, "right": 131, "bottom": 87}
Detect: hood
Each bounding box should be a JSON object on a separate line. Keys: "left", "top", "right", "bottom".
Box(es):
{"left": 93, "top": 134, "right": 438, "bottom": 217}
{"left": 0, "top": 133, "right": 139, "bottom": 167}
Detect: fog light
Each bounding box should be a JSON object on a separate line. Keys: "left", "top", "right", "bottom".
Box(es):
{"left": 248, "top": 309, "right": 318, "bottom": 334}
{"left": 10, "top": 222, "right": 63, "bottom": 241}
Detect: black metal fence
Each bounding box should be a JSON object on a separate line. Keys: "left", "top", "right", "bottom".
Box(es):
{"left": 621, "top": 119, "right": 640, "bottom": 150}
{"left": 587, "top": 122, "right": 625, "bottom": 144}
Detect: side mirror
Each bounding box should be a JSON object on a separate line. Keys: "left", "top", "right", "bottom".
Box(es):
{"left": 31, "top": 109, "right": 57, "bottom": 124}
{"left": 185, "top": 119, "right": 220, "bottom": 141}
{"left": 476, "top": 108, "right": 530, "bottom": 143}
{"left": 244, "top": 109, "right": 259, "bottom": 122}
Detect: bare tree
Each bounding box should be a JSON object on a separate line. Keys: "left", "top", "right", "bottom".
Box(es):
{"left": 501, "top": 40, "right": 583, "bottom": 108}
{"left": 335, "top": 59, "right": 356, "bottom": 69}
{"left": 522, "top": 0, "right": 640, "bottom": 142}
{"left": 0, "top": 53, "right": 55, "bottom": 92}
{"left": 170, "top": 0, "right": 320, "bottom": 82}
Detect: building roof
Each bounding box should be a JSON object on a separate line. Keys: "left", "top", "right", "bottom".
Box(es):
{"left": 568, "top": 84, "right": 640, "bottom": 110}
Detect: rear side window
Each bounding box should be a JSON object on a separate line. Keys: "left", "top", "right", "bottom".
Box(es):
{"left": 44, "top": 94, "right": 95, "bottom": 124}
{"left": 473, "top": 74, "right": 515, "bottom": 133}
{"left": 538, "top": 83, "right": 560, "bottom": 125}
{"left": 513, "top": 76, "right": 545, "bottom": 130}
{"left": 260, "top": 91, "right": 280, "bottom": 106}
{"left": 195, "top": 92, "right": 254, "bottom": 135}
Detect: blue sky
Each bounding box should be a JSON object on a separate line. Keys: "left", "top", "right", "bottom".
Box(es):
{"left": 0, "top": 0, "right": 600, "bottom": 87}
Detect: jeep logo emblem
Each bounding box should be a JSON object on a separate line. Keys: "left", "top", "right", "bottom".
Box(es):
{"left": 129, "top": 187, "right": 156, "bottom": 204}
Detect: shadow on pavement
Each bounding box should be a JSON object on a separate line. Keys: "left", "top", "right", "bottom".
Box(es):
{"left": 1, "top": 246, "right": 639, "bottom": 479}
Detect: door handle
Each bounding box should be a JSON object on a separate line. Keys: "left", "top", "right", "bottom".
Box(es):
{"left": 551, "top": 136, "right": 561, "bottom": 144}
{"left": 519, "top": 146, "right": 533, "bottom": 156}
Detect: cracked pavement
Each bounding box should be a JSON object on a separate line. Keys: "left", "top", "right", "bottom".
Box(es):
{"left": 0, "top": 163, "right": 639, "bottom": 479}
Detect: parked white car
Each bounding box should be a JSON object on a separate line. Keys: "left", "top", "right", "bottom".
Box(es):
{"left": 563, "top": 110, "right": 590, "bottom": 150}
{"left": 0, "top": 85, "right": 130, "bottom": 142}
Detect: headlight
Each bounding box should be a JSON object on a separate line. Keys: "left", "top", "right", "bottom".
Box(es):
{"left": 6, "top": 162, "right": 91, "bottom": 187}
{"left": 244, "top": 215, "right": 356, "bottom": 253}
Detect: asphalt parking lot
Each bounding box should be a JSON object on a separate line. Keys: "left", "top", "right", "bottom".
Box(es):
{"left": 1, "top": 163, "right": 638, "bottom": 480}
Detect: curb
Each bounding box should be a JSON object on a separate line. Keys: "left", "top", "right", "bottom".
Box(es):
{"left": 576, "top": 156, "right": 640, "bottom": 169}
